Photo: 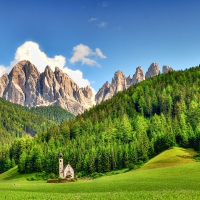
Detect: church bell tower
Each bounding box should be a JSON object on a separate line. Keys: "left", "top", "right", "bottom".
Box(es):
{"left": 59, "top": 153, "right": 64, "bottom": 178}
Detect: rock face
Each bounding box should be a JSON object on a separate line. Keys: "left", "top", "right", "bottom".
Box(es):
{"left": 95, "top": 71, "right": 127, "bottom": 104}
{"left": 95, "top": 67, "right": 145, "bottom": 104}
{"left": 95, "top": 62, "right": 173, "bottom": 104}
{"left": 145, "top": 62, "right": 160, "bottom": 79}
{"left": 162, "top": 65, "right": 174, "bottom": 73}
{"left": 0, "top": 60, "right": 94, "bottom": 115}
{"left": 131, "top": 66, "right": 145, "bottom": 85}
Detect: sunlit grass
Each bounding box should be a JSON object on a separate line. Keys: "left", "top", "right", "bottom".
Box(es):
{"left": 141, "top": 147, "right": 198, "bottom": 170}
{"left": 0, "top": 147, "right": 200, "bottom": 199}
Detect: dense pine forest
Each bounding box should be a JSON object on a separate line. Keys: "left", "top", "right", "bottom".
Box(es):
{"left": 1, "top": 65, "right": 200, "bottom": 175}
{"left": 29, "top": 106, "right": 75, "bottom": 124}
{"left": 0, "top": 98, "right": 55, "bottom": 148}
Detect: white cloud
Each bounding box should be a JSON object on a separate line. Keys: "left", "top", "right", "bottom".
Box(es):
{"left": 0, "top": 65, "right": 11, "bottom": 75}
{"left": 98, "top": 22, "right": 108, "bottom": 28}
{"left": 62, "top": 67, "right": 91, "bottom": 89}
{"left": 0, "top": 41, "right": 94, "bottom": 90}
{"left": 102, "top": 1, "right": 109, "bottom": 7}
{"left": 89, "top": 18, "right": 98, "bottom": 22}
{"left": 1, "top": 41, "right": 66, "bottom": 73}
{"left": 69, "top": 44, "right": 106, "bottom": 67}
{"left": 95, "top": 48, "right": 107, "bottom": 59}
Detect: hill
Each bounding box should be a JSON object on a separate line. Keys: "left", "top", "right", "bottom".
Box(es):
{"left": 2, "top": 65, "right": 200, "bottom": 175}
{"left": 0, "top": 97, "right": 55, "bottom": 147}
{"left": 29, "top": 106, "right": 75, "bottom": 124}
{"left": 140, "top": 147, "right": 198, "bottom": 170}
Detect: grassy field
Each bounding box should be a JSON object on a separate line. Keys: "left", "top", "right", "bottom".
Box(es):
{"left": 0, "top": 147, "right": 200, "bottom": 200}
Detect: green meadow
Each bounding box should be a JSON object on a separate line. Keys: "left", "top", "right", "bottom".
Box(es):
{"left": 0, "top": 147, "right": 200, "bottom": 200}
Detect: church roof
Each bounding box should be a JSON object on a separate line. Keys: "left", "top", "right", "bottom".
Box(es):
{"left": 59, "top": 153, "right": 63, "bottom": 158}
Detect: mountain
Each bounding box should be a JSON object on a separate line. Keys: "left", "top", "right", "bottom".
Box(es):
{"left": 95, "top": 62, "right": 173, "bottom": 104}
{"left": 0, "top": 97, "right": 55, "bottom": 148}
{"left": 0, "top": 60, "right": 94, "bottom": 115}
{"left": 95, "top": 66, "right": 145, "bottom": 104}
{"left": 145, "top": 62, "right": 160, "bottom": 79}
{"left": 3, "top": 64, "right": 200, "bottom": 175}
{"left": 126, "top": 66, "right": 145, "bottom": 87}
{"left": 162, "top": 65, "right": 174, "bottom": 73}
{"left": 95, "top": 70, "right": 127, "bottom": 104}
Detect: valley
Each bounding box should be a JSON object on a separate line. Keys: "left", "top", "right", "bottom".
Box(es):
{"left": 1, "top": 62, "right": 200, "bottom": 199}
{"left": 1, "top": 1, "right": 200, "bottom": 199}
{"left": 0, "top": 147, "right": 199, "bottom": 199}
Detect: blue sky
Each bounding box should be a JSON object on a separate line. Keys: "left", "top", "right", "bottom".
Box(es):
{"left": 1, "top": 0, "right": 200, "bottom": 92}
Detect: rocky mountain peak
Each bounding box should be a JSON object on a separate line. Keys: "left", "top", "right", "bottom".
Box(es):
{"left": 112, "top": 70, "right": 126, "bottom": 92}
{"left": 112, "top": 70, "right": 126, "bottom": 85}
{"left": 162, "top": 65, "right": 174, "bottom": 73}
{"left": 145, "top": 62, "right": 160, "bottom": 79}
{"left": 95, "top": 62, "right": 173, "bottom": 104}
{"left": 0, "top": 61, "right": 95, "bottom": 115}
{"left": 0, "top": 73, "right": 9, "bottom": 97}
{"left": 132, "top": 66, "right": 145, "bottom": 85}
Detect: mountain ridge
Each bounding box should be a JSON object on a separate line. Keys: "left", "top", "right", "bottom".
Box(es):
{"left": 0, "top": 60, "right": 94, "bottom": 115}
{"left": 0, "top": 60, "right": 174, "bottom": 113}
{"left": 95, "top": 62, "right": 173, "bottom": 104}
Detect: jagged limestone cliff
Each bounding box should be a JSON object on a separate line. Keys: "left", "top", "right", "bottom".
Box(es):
{"left": 0, "top": 60, "right": 94, "bottom": 115}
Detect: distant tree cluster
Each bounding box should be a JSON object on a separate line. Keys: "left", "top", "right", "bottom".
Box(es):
{"left": 0, "top": 98, "right": 55, "bottom": 148}
{"left": 29, "top": 106, "right": 75, "bottom": 124}
{"left": 1, "top": 65, "right": 200, "bottom": 175}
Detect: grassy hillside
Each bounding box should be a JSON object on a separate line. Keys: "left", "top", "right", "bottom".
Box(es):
{"left": 0, "top": 148, "right": 199, "bottom": 199}
{"left": 29, "top": 106, "right": 75, "bottom": 124}
{"left": 141, "top": 147, "right": 198, "bottom": 170}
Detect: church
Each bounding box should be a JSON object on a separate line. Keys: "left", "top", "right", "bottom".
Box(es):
{"left": 59, "top": 153, "right": 74, "bottom": 179}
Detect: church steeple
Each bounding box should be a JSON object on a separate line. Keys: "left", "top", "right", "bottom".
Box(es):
{"left": 59, "top": 153, "right": 64, "bottom": 178}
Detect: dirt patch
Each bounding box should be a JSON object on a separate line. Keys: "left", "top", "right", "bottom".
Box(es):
{"left": 47, "top": 179, "right": 75, "bottom": 183}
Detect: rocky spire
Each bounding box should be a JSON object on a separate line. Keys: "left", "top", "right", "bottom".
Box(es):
{"left": 131, "top": 66, "right": 145, "bottom": 85}
{"left": 162, "top": 65, "right": 174, "bottom": 73}
{"left": 145, "top": 62, "right": 160, "bottom": 79}
{"left": 95, "top": 68, "right": 145, "bottom": 104}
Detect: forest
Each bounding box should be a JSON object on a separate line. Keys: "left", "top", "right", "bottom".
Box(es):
{"left": 0, "top": 98, "right": 55, "bottom": 148}
{"left": 29, "top": 106, "right": 75, "bottom": 124}
{"left": 1, "top": 65, "right": 200, "bottom": 175}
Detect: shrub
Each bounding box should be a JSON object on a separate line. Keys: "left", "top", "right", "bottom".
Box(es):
{"left": 91, "top": 172, "right": 104, "bottom": 179}
{"left": 27, "top": 176, "right": 36, "bottom": 181}
{"left": 128, "top": 163, "right": 135, "bottom": 170}
{"left": 66, "top": 175, "right": 71, "bottom": 179}
{"left": 77, "top": 171, "right": 87, "bottom": 178}
{"left": 48, "top": 173, "right": 56, "bottom": 179}
{"left": 58, "top": 177, "right": 62, "bottom": 183}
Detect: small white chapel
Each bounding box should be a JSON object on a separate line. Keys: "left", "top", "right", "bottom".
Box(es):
{"left": 59, "top": 153, "right": 74, "bottom": 179}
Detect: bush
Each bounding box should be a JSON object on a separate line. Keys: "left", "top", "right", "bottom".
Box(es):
{"left": 48, "top": 173, "right": 56, "bottom": 179}
{"left": 77, "top": 171, "right": 87, "bottom": 178}
{"left": 128, "top": 163, "right": 135, "bottom": 170}
{"left": 66, "top": 175, "right": 71, "bottom": 179}
{"left": 91, "top": 172, "right": 103, "bottom": 179}
{"left": 58, "top": 177, "right": 62, "bottom": 182}
{"left": 27, "top": 176, "right": 37, "bottom": 181}
{"left": 35, "top": 171, "right": 48, "bottom": 180}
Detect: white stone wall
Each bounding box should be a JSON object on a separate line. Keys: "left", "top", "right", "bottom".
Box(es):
{"left": 64, "top": 164, "right": 74, "bottom": 179}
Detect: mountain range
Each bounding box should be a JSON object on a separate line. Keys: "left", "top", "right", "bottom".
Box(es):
{"left": 95, "top": 63, "right": 173, "bottom": 104}
{"left": 0, "top": 60, "right": 173, "bottom": 115}
{"left": 0, "top": 60, "right": 93, "bottom": 115}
